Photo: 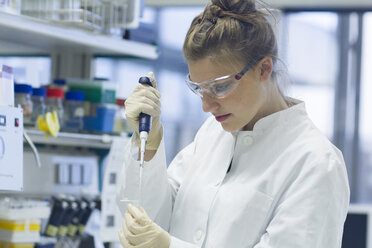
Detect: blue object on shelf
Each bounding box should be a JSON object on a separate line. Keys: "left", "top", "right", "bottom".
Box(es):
{"left": 32, "top": 87, "right": 47, "bottom": 97}
{"left": 14, "top": 83, "right": 33, "bottom": 94}
{"left": 83, "top": 104, "right": 116, "bottom": 133}
{"left": 53, "top": 79, "right": 66, "bottom": 86}
{"left": 63, "top": 91, "right": 85, "bottom": 132}
{"left": 65, "top": 91, "right": 84, "bottom": 101}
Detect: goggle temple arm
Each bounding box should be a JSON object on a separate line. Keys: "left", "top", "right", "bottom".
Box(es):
{"left": 234, "top": 56, "right": 265, "bottom": 81}
{"left": 235, "top": 74, "right": 243, "bottom": 80}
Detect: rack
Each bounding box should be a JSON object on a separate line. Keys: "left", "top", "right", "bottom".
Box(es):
{"left": 0, "top": 12, "right": 158, "bottom": 59}
{"left": 24, "top": 128, "right": 128, "bottom": 149}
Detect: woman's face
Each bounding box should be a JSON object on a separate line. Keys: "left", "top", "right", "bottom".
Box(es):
{"left": 188, "top": 57, "right": 268, "bottom": 131}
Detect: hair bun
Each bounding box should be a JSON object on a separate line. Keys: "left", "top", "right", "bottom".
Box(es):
{"left": 211, "top": 0, "right": 256, "bottom": 15}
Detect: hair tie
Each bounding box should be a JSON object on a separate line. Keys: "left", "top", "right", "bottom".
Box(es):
{"left": 206, "top": 17, "right": 217, "bottom": 24}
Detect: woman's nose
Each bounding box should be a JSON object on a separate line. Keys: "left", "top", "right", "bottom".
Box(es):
{"left": 201, "top": 93, "right": 219, "bottom": 113}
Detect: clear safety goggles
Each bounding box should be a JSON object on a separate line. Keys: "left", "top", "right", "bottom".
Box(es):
{"left": 185, "top": 57, "right": 263, "bottom": 98}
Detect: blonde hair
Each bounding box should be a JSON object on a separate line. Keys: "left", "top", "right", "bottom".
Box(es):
{"left": 183, "top": 0, "right": 278, "bottom": 67}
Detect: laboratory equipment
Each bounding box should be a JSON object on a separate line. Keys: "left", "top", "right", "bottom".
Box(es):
{"left": 0, "top": 0, "right": 21, "bottom": 15}
{"left": 67, "top": 78, "right": 116, "bottom": 104}
{"left": 45, "top": 196, "right": 69, "bottom": 237}
{"left": 67, "top": 199, "right": 86, "bottom": 237}
{"left": 63, "top": 91, "right": 84, "bottom": 132}
{"left": 56, "top": 197, "right": 79, "bottom": 237}
{"left": 84, "top": 103, "right": 116, "bottom": 133}
{"left": 14, "top": 83, "right": 33, "bottom": 125}
{"left": 118, "top": 76, "right": 154, "bottom": 209}
{"left": 138, "top": 76, "right": 153, "bottom": 167}
{"left": 67, "top": 78, "right": 117, "bottom": 133}
{"left": 77, "top": 199, "right": 96, "bottom": 236}
{"left": 21, "top": 0, "right": 105, "bottom": 31}
{"left": 113, "top": 98, "right": 131, "bottom": 134}
{"left": 102, "top": 0, "right": 128, "bottom": 36}
{"left": 0, "top": 105, "right": 23, "bottom": 191}
{"left": 342, "top": 204, "right": 372, "bottom": 248}
{"left": 0, "top": 197, "right": 50, "bottom": 220}
{"left": 103, "top": 137, "right": 130, "bottom": 242}
{"left": 0, "top": 65, "right": 14, "bottom": 106}
{"left": 22, "top": 149, "right": 99, "bottom": 196}
{"left": 45, "top": 88, "right": 64, "bottom": 126}
{"left": 138, "top": 76, "right": 153, "bottom": 208}
{"left": 31, "top": 87, "right": 46, "bottom": 126}
{"left": 51, "top": 79, "right": 68, "bottom": 92}
{"left": 0, "top": 196, "right": 51, "bottom": 245}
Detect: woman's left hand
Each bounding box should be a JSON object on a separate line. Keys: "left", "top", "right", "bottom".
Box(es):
{"left": 118, "top": 204, "right": 171, "bottom": 248}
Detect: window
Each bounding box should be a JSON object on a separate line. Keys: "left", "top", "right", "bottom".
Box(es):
{"left": 283, "top": 12, "right": 338, "bottom": 138}
{"left": 0, "top": 56, "right": 51, "bottom": 87}
{"left": 94, "top": 57, "right": 155, "bottom": 99}
{"left": 357, "top": 12, "right": 372, "bottom": 202}
{"left": 284, "top": 10, "right": 372, "bottom": 203}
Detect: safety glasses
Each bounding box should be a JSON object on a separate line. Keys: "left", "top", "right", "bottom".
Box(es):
{"left": 185, "top": 57, "right": 263, "bottom": 98}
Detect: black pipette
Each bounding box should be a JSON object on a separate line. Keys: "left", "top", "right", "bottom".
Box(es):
{"left": 138, "top": 76, "right": 154, "bottom": 167}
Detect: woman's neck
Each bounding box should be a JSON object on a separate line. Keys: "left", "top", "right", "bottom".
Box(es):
{"left": 243, "top": 83, "right": 288, "bottom": 131}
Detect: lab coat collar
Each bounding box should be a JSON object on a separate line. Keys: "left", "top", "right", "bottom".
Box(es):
{"left": 234, "top": 98, "right": 306, "bottom": 136}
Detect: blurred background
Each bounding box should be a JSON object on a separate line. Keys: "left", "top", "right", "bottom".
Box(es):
{"left": 0, "top": 0, "right": 371, "bottom": 247}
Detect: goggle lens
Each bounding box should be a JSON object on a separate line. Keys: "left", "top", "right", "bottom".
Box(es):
{"left": 210, "top": 77, "right": 238, "bottom": 97}
{"left": 185, "top": 74, "right": 238, "bottom": 98}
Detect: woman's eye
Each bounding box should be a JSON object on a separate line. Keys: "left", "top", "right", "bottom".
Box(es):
{"left": 191, "top": 84, "right": 201, "bottom": 91}
{"left": 214, "top": 83, "right": 230, "bottom": 93}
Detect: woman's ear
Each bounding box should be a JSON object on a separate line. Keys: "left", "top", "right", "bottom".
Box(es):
{"left": 260, "top": 57, "right": 273, "bottom": 81}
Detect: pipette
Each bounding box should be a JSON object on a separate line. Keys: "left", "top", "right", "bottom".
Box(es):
{"left": 119, "top": 76, "right": 154, "bottom": 208}
{"left": 138, "top": 76, "right": 154, "bottom": 167}
{"left": 138, "top": 76, "right": 154, "bottom": 206}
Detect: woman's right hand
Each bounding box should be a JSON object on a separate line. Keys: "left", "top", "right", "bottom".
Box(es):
{"left": 125, "top": 72, "right": 163, "bottom": 151}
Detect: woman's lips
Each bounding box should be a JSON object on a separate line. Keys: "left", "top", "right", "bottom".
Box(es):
{"left": 215, "top": 114, "right": 231, "bottom": 122}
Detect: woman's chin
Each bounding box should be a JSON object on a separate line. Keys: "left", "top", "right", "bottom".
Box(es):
{"left": 220, "top": 123, "right": 239, "bottom": 132}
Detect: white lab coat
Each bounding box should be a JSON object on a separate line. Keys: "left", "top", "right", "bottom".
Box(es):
{"left": 117, "top": 100, "right": 350, "bottom": 248}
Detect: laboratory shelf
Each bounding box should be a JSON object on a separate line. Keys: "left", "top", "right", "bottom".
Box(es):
{"left": 24, "top": 129, "right": 125, "bottom": 149}
{"left": 0, "top": 12, "right": 158, "bottom": 59}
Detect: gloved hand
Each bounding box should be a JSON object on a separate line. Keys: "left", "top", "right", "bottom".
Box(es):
{"left": 118, "top": 204, "right": 170, "bottom": 248}
{"left": 125, "top": 72, "right": 163, "bottom": 150}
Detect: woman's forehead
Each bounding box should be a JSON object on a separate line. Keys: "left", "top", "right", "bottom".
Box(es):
{"left": 188, "top": 57, "right": 242, "bottom": 82}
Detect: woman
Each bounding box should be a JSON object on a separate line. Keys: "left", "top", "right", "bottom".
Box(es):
{"left": 117, "top": 0, "right": 350, "bottom": 247}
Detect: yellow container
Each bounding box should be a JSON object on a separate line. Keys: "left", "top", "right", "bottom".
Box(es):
{"left": 0, "top": 242, "right": 34, "bottom": 248}
{"left": 0, "top": 219, "right": 40, "bottom": 232}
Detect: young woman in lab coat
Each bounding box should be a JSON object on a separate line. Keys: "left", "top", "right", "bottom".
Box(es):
{"left": 117, "top": 0, "right": 350, "bottom": 247}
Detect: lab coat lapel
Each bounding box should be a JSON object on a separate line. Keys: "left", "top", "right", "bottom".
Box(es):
{"left": 197, "top": 129, "right": 236, "bottom": 184}
{"left": 169, "top": 123, "right": 236, "bottom": 243}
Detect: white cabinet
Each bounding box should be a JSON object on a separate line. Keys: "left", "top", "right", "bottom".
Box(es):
{"left": 0, "top": 12, "right": 158, "bottom": 59}
{"left": 0, "top": 11, "right": 158, "bottom": 79}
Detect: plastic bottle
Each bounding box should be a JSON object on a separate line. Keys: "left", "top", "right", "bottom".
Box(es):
{"left": 46, "top": 88, "right": 64, "bottom": 126}
{"left": 63, "top": 91, "right": 85, "bottom": 132}
{"left": 14, "top": 83, "right": 33, "bottom": 126}
{"left": 52, "top": 79, "right": 69, "bottom": 92}
{"left": 31, "top": 87, "right": 46, "bottom": 127}
{"left": 114, "top": 98, "right": 132, "bottom": 134}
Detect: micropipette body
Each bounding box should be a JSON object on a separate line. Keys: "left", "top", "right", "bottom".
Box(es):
{"left": 138, "top": 76, "right": 154, "bottom": 206}
{"left": 138, "top": 76, "right": 154, "bottom": 167}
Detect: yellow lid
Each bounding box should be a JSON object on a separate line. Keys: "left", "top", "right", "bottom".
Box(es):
{"left": 0, "top": 220, "right": 40, "bottom": 232}
{"left": 0, "top": 241, "right": 34, "bottom": 248}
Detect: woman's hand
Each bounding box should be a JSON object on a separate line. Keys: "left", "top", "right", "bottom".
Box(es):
{"left": 125, "top": 72, "right": 163, "bottom": 151}
{"left": 118, "top": 204, "right": 170, "bottom": 248}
